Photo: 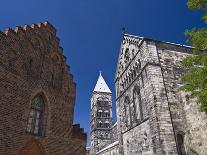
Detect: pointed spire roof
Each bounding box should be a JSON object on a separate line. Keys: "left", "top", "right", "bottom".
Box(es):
{"left": 93, "top": 72, "right": 112, "bottom": 93}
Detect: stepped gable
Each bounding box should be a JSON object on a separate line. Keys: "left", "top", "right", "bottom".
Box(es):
{"left": 71, "top": 124, "right": 87, "bottom": 141}
{"left": 0, "top": 21, "right": 76, "bottom": 91}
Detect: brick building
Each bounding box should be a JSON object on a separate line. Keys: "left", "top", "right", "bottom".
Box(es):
{"left": 0, "top": 21, "right": 86, "bottom": 155}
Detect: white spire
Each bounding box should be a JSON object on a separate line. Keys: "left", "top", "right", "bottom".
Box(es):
{"left": 93, "top": 72, "right": 112, "bottom": 93}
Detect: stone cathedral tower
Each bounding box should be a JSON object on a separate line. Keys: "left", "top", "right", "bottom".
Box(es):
{"left": 90, "top": 72, "right": 113, "bottom": 155}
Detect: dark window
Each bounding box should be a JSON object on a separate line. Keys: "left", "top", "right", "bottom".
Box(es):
{"left": 104, "top": 111, "right": 110, "bottom": 117}
{"left": 177, "top": 134, "right": 187, "bottom": 155}
{"left": 97, "top": 100, "right": 109, "bottom": 106}
{"left": 27, "top": 96, "right": 44, "bottom": 136}
{"left": 97, "top": 110, "right": 103, "bottom": 117}
{"left": 104, "top": 122, "right": 110, "bottom": 128}
{"left": 124, "top": 48, "right": 130, "bottom": 62}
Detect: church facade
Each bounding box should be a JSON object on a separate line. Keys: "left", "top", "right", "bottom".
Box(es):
{"left": 90, "top": 32, "right": 207, "bottom": 155}
{"left": 0, "top": 21, "right": 86, "bottom": 155}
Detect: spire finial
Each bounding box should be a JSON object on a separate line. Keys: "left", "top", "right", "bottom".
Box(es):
{"left": 122, "top": 27, "right": 126, "bottom": 35}
{"left": 99, "top": 70, "right": 102, "bottom": 76}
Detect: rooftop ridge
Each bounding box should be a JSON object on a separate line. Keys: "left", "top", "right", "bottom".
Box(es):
{"left": 124, "top": 33, "right": 192, "bottom": 49}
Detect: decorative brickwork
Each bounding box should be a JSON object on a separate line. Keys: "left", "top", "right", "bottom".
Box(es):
{"left": 0, "top": 21, "right": 86, "bottom": 155}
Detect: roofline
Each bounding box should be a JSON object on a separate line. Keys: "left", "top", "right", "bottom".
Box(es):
{"left": 124, "top": 33, "right": 193, "bottom": 49}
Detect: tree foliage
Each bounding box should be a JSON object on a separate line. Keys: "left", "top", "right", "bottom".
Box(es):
{"left": 180, "top": 0, "right": 207, "bottom": 112}
{"left": 188, "top": 0, "right": 207, "bottom": 21}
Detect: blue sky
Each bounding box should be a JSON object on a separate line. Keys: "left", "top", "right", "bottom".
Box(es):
{"left": 0, "top": 0, "right": 205, "bottom": 146}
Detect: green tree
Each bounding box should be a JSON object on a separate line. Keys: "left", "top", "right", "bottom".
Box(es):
{"left": 180, "top": 0, "right": 207, "bottom": 112}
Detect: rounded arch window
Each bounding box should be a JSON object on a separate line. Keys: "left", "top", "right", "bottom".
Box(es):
{"left": 97, "top": 110, "right": 103, "bottom": 117}
{"left": 98, "top": 121, "right": 103, "bottom": 128}
{"left": 105, "top": 121, "right": 110, "bottom": 128}
{"left": 104, "top": 110, "right": 110, "bottom": 117}
{"left": 124, "top": 96, "right": 131, "bottom": 127}
{"left": 133, "top": 86, "right": 143, "bottom": 122}
{"left": 27, "top": 96, "right": 44, "bottom": 136}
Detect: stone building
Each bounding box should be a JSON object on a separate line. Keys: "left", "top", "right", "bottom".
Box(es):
{"left": 90, "top": 31, "right": 207, "bottom": 155}
{"left": 90, "top": 72, "right": 113, "bottom": 155}
{"left": 0, "top": 21, "right": 86, "bottom": 155}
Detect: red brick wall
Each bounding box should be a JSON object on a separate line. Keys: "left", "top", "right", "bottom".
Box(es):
{"left": 0, "top": 21, "right": 86, "bottom": 155}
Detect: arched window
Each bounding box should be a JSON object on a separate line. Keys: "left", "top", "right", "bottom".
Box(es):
{"left": 124, "top": 96, "right": 131, "bottom": 127}
{"left": 104, "top": 110, "right": 109, "bottom": 117}
{"left": 133, "top": 86, "right": 143, "bottom": 121}
{"left": 105, "top": 133, "right": 108, "bottom": 138}
{"left": 124, "top": 48, "right": 130, "bottom": 62}
{"left": 105, "top": 121, "right": 110, "bottom": 128}
{"left": 177, "top": 133, "right": 187, "bottom": 155}
{"left": 98, "top": 121, "right": 102, "bottom": 128}
{"left": 97, "top": 110, "right": 103, "bottom": 117}
{"left": 27, "top": 96, "right": 44, "bottom": 136}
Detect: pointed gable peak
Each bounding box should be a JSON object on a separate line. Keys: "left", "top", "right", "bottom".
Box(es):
{"left": 93, "top": 72, "right": 112, "bottom": 93}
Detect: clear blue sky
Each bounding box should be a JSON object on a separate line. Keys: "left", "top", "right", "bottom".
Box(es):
{"left": 0, "top": 0, "right": 205, "bottom": 146}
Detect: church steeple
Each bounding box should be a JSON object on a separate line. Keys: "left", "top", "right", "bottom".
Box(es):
{"left": 90, "top": 72, "right": 113, "bottom": 155}
{"left": 93, "top": 72, "right": 111, "bottom": 93}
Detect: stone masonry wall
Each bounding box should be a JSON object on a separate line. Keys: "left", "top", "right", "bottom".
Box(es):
{"left": 111, "top": 123, "right": 118, "bottom": 143}
{"left": 90, "top": 92, "right": 112, "bottom": 155}
{"left": 122, "top": 120, "right": 153, "bottom": 155}
{"left": 157, "top": 42, "right": 207, "bottom": 155}
{"left": 115, "top": 35, "right": 178, "bottom": 155}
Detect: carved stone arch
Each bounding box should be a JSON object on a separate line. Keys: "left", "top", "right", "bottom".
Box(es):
{"left": 133, "top": 66, "right": 137, "bottom": 78}
{"left": 124, "top": 96, "right": 131, "bottom": 127}
{"left": 27, "top": 91, "right": 49, "bottom": 136}
{"left": 133, "top": 86, "right": 143, "bottom": 122}
{"left": 97, "top": 97, "right": 109, "bottom": 106}
{"left": 97, "top": 96, "right": 109, "bottom": 101}
{"left": 104, "top": 120, "right": 110, "bottom": 128}
{"left": 98, "top": 121, "right": 103, "bottom": 128}
{"left": 18, "top": 139, "right": 45, "bottom": 155}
